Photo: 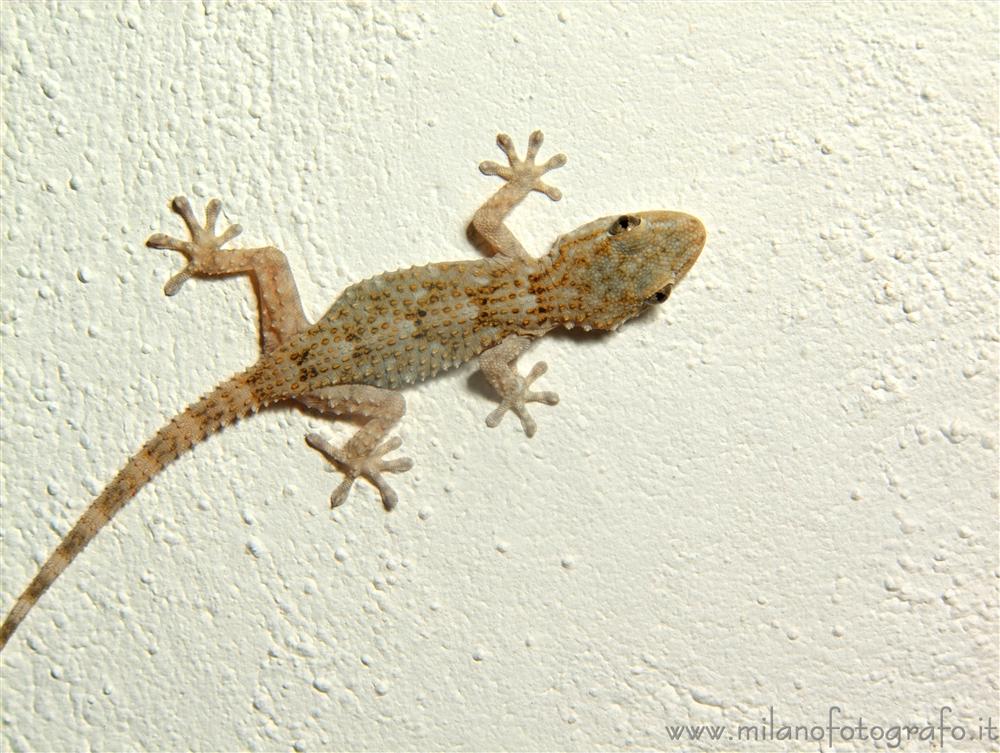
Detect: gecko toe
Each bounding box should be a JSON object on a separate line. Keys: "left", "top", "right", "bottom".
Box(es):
{"left": 525, "top": 130, "right": 544, "bottom": 160}
{"left": 145, "top": 233, "right": 188, "bottom": 252}
{"left": 329, "top": 478, "right": 355, "bottom": 509}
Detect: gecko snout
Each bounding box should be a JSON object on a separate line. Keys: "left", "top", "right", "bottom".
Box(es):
{"left": 670, "top": 212, "right": 706, "bottom": 280}
{"left": 678, "top": 213, "right": 707, "bottom": 250}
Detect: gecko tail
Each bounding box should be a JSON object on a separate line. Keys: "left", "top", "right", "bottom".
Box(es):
{"left": 0, "top": 365, "right": 269, "bottom": 651}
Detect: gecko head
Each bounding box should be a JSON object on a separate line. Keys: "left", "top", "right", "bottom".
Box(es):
{"left": 545, "top": 211, "right": 706, "bottom": 330}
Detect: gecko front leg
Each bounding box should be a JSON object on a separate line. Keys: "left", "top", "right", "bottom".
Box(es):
{"left": 146, "top": 197, "right": 310, "bottom": 352}
{"left": 479, "top": 335, "right": 559, "bottom": 438}
{"left": 472, "top": 132, "right": 564, "bottom": 435}
{"left": 472, "top": 130, "right": 567, "bottom": 260}
{"left": 298, "top": 386, "right": 413, "bottom": 511}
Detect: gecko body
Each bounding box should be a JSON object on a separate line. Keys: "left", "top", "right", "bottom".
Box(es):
{"left": 0, "top": 131, "right": 705, "bottom": 650}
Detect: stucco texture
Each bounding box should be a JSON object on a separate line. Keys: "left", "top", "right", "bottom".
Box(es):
{"left": 1, "top": 2, "right": 997, "bottom": 751}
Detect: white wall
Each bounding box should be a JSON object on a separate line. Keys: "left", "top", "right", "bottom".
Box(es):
{"left": 1, "top": 2, "right": 996, "bottom": 751}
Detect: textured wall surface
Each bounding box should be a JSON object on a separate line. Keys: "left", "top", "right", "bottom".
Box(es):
{"left": 1, "top": 2, "right": 997, "bottom": 751}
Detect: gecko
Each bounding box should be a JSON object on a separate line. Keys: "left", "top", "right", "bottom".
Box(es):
{"left": 0, "top": 131, "right": 705, "bottom": 651}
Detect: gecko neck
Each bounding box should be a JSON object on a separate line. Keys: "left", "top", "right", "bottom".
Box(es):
{"left": 530, "top": 251, "right": 632, "bottom": 332}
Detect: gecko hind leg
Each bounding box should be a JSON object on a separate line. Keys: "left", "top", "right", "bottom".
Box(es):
{"left": 471, "top": 130, "right": 567, "bottom": 260}
{"left": 146, "top": 196, "right": 310, "bottom": 352}
{"left": 479, "top": 335, "right": 559, "bottom": 438}
{"left": 298, "top": 386, "right": 413, "bottom": 511}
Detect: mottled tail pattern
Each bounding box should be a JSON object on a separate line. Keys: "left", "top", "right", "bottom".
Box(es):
{"left": 0, "top": 368, "right": 264, "bottom": 650}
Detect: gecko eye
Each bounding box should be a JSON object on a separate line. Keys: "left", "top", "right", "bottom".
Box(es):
{"left": 649, "top": 284, "right": 673, "bottom": 304}
{"left": 608, "top": 215, "right": 641, "bottom": 236}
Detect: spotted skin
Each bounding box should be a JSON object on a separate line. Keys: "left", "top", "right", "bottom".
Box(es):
{"left": 0, "top": 131, "right": 705, "bottom": 650}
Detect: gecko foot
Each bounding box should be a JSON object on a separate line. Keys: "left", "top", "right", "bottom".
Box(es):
{"left": 146, "top": 196, "right": 244, "bottom": 296}
{"left": 484, "top": 361, "right": 560, "bottom": 438}
{"left": 305, "top": 434, "right": 414, "bottom": 511}
{"left": 479, "top": 130, "right": 567, "bottom": 201}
